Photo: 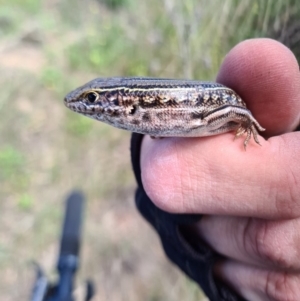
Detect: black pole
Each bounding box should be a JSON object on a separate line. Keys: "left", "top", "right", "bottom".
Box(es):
{"left": 56, "top": 191, "right": 84, "bottom": 301}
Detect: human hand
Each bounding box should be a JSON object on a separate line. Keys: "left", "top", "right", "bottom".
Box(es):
{"left": 140, "top": 39, "right": 300, "bottom": 301}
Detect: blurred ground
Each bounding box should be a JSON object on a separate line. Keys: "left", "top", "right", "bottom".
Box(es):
{"left": 0, "top": 0, "right": 299, "bottom": 300}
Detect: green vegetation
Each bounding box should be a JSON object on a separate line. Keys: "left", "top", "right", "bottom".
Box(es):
{"left": 18, "top": 193, "right": 34, "bottom": 210}
{"left": 40, "top": 67, "right": 67, "bottom": 95}
{"left": 0, "top": 146, "right": 29, "bottom": 193}
{"left": 0, "top": 146, "right": 24, "bottom": 181}
{"left": 0, "top": 0, "right": 299, "bottom": 300}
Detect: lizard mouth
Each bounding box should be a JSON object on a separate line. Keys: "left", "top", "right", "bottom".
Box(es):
{"left": 63, "top": 97, "right": 69, "bottom": 107}
{"left": 63, "top": 94, "right": 74, "bottom": 108}
{"left": 64, "top": 99, "right": 103, "bottom": 115}
{"left": 64, "top": 97, "right": 76, "bottom": 110}
{"left": 63, "top": 97, "right": 82, "bottom": 111}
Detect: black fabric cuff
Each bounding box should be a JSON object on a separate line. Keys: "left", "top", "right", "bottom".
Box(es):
{"left": 130, "top": 133, "right": 246, "bottom": 301}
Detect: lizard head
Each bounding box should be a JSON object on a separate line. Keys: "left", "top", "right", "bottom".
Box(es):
{"left": 64, "top": 78, "right": 138, "bottom": 129}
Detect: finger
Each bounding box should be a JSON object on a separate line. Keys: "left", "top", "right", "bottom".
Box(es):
{"left": 195, "top": 215, "right": 300, "bottom": 270}
{"left": 217, "top": 38, "right": 300, "bottom": 136}
{"left": 141, "top": 39, "right": 300, "bottom": 219}
{"left": 141, "top": 131, "right": 300, "bottom": 218}
{"left": 214, "top": 259, "right": 300, "bottom": 301}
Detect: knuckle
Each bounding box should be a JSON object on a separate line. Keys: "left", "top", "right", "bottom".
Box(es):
{"left": 265, "top": 271, "right": 300, "bottom": 301}
{"left": 250, "top": 222, "right": 291, "bottom": 268}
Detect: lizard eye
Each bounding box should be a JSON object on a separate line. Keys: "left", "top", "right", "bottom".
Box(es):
{"left": 86, "top": 92, "right": 99, "bottom": 103}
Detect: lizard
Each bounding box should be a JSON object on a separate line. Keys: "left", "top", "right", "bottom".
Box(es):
{"left": 64, "top": 77, "right": 265, "bottom": 149}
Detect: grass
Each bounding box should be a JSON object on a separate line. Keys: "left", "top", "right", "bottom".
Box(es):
{"left": 0, "top": 0, "right": 299, "bottom": 300}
